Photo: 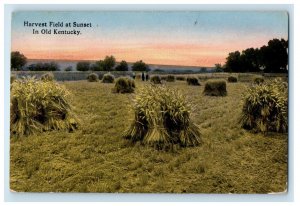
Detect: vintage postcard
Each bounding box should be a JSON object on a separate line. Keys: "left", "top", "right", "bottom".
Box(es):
{"left": 10, "top": 10, "right": 288, "bottom": 193}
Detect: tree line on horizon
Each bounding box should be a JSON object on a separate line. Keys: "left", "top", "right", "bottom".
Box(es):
{"left": 76, "top": 56, "right": 150, "bottom": 72}
{"left": 10, "top": 52, "right": 150, "bottom": 72}
{"left": 220, "top": 38, "right": 288, "bottom": 73}
{"left": 11, "top": 38, "right": 288, "bottom": 73}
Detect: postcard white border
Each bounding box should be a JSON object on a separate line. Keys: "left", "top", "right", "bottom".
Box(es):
{"left": 3, "top": 3, "right": 294, "bottom": 202}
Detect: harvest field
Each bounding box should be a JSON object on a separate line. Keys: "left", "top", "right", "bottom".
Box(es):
{"left": 10, "top": 76, "right": 288, "bottom": 193}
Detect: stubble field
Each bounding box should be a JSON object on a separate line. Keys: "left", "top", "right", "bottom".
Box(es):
{"left": 10, "top": 78, "right": 288, "bottom": 193}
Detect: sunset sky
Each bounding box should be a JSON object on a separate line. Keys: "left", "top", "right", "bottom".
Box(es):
{"left": 11, "top": 11, "right": 288, "bottom": 67}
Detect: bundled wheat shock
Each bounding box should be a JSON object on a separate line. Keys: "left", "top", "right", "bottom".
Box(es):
{"left": 123, "top": 85, "right": 202, "bottom": 150}
{"left": 150, "top": 75, "right": 162, "bottom": 84}
{"left": 113, "top": 77, "right": 135, "bottom": 93}
{"left": 204, "top": 80, "right": 227, "bottom": 96}
{"left": 87, "top": 73, "right": 99, "bottom": 82}
{"left": 240, "top": 78, "right": 288, "bottom": 133}
{"left": 102, "top": 73, "right": 115, "bottom": 83}
{"left": 10, "top": 77, "right": 78, "bottom": 136}
{"left": 186, "top": 76, "right": 200, "bottom": 86}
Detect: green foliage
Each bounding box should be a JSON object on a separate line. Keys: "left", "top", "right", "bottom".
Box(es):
{"left": 41, "top": 72, "right": 55, "bottom": 82}
{"left": 28, "top": 62, "right": 59, "bottom": 71}
{"left": 228, "top": 76, "right": 238, "bottom": 83}
{"left": 240, "top": 78, "right": 288, "bottom": 133}
{"left": 215, "top": 63, "right": 224, "bottom": 72}
{"left": 260, "top": 39, "right": 288, "bottom": 73}
{"left": 91, "top": 56, "right": 116, "bottom": 71}
{"left": 113, "top": 77, "right": 135, "bottom": 93}
{"left": 150, "top": 75, "right": 161, "bottom": 84}
{"left": 186, "top": 77, "right": 200, "bottom": 86}
{"left": 102, "top": 73, "right": 115, "bottom": 83}
{"left": 64, "top": 66, "right": 73, "bottom": 71}
{"left": 10, "top": 77, "right": 78, "bottom": 136}
{"left": 132, "top": 60, "right": 149, "bottom": 71}
{"left": 123, "top": 85, "right": 202, "bottom": 150}
{"left": 166, "top": 75, "right": 175, "bottom": 82}
{"left": 115, "top": 60, "right": 129, "bottom": 71}
{"left": 11, "top": 51, "right": 27, "bottom": 70}
{"left": 176, "top": 76, "right": 186, "bottom": 81}
{"left": 87, "top": 73, "right": 99, "bottom": 82}
{"left": 76, "top": 61, "right": 90, "bottom": 71}
{"left": 224, "top": 38, "right": 288, "bottom": 73}
{"left": 204, "top": 80, "right": 227, "bottom": 96}
{"left": 90, "top": 63, "right": 101, "bottom": 71}
{"left": 102, "top": 56, "right": 116, "bottom": 71}
{"left": 253, "top": 76, "right": 264, "bottom": 84}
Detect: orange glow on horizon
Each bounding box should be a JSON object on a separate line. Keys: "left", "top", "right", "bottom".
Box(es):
{"left": 11, "top": 36, "right": 271, "bottom": 67}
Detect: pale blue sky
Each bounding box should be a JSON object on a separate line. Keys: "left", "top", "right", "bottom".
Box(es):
{"left": 11, "top": 11, "right": 288, "bottom": 66}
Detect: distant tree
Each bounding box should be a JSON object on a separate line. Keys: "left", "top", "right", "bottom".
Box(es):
{"left": 91, "top": 60, "right": 104, "bottom": 71}
{"left": 239, "top": 48, "right": 260, "bottom": 72}
{"left": 76, "top": 61, "right": 90, "bottom": 71}
{"left": 224, "top": 51, "right": 241, "bottom": 72}
{"left": 90, "top": 63, "right": 101, "bottom": 71}
{"left": 27, "top": 62, "right": 59, "bottom": 71}
{"left": 115, "top": 60, "right": 129, "bottom": 71}
{"left": 11, "top": 51, "right": 27, "bottom": 70}
{"left": 64, "top": 66, "right": 73, "bottom": 71}
{"left": 102, "top": 55, "right": 116, "bottom": 71}
{"left": 46, "top": 62, "right": 60, "bottom": 71}
{"left": 132, "top": 60, "right": 150, "bottom": 71}
{"left": 223, "top": 38, "right": 288, "bottom": 73}
{"left": 215, "top": 63, "right": 223, "bottom": 72}
{"left": 259, "top": 38, "right": 288, "bottom": 73}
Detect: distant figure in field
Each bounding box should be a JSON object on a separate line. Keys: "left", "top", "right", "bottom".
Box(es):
{"left": 146, "top": 73, "right": 149, "bottom": 81}
{"left": 132, "top": 72, "right": 136, "bottom": 79}
{"left": 142, "top": 72, "right": 145, "bottom": 81}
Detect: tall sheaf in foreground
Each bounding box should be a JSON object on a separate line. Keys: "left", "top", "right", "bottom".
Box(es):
{"left": 10, "top": 77, "right": 78, "bottom": 137}
{"left": 123, "top": 85, "right": 202, "bottom": 150}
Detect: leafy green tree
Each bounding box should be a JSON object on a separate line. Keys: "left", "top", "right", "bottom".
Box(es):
{"left": 91, "top": 60, "right": 104, "bottom": 71}
{"left": 240, "top": 48, "right": 260, "bottom": 72}
{"left": 259, "top": 38, "right": 288, "bottom": 73}
{"left": 64, "top": 66, "right": 73, "bottom": 71}
{"left": 223, "top": 38, "right": 288, "bottom": 73}
{"left": 11, "top": 51, "right": 27, "bottom": 70}
{"left": 132, "top": 60, "right": 150, "bottom": 71}
{"left": 76, "top": 61, "right": 90, "bottom": 71}
{"left": 27, "top": 62, "right": 59, "bottom": 71}
{"left": 224, "top": 51, "right": 241, "bottom": 72}
{"left": 215, "top": 63, "right": 223, "bottom": 72}
{"left": 102, "top": 56, "right": 116, "bottom": 71}
{"left": 90, "top": 63, "right": 101, "bottom": 71}
{"left": 115, "top": 60, "right": 129, "bottom": 71}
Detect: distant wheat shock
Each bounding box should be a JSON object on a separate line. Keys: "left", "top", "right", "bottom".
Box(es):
{"left": 102, "top": 73, "right": 115, "bottom": 83}
{"left": 204, "top": 80, "right": 227, "bottom": 96}
{"left": 113, "top": 77, "right": 135, "bottom": 93}
{"left": 87, "top": 73, "right": 99, "bottom": 82}
{"left": 123, "top": 85, "right": 202, "bottom": 150}
{"left": 150, "top": 75, "right": 162, "bottom": 84}
{"left": 187, "top": 77, "right": 200, "bottom": 86}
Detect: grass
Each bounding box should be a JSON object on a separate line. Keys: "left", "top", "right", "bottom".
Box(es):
{"left": 10, "top": 79, "right": 288, "bottom": 193}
